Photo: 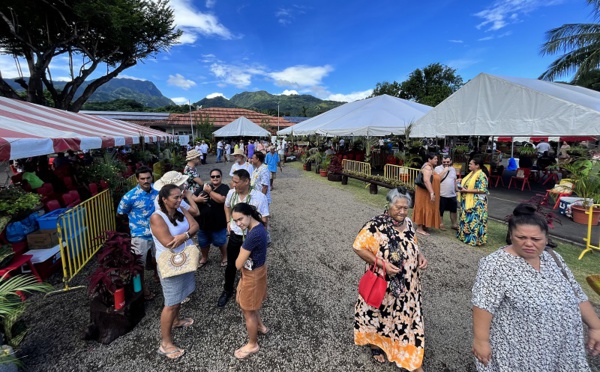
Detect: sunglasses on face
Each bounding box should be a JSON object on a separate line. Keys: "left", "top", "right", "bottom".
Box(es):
{"left": 210, "top": 175, "right": 221, "bottom": 178}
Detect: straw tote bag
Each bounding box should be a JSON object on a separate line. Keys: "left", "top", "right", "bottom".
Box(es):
{"left": 157, "top": 245, "right": 200, "bottom": 278}
{"left": 358, "top": 258, "right": 388, "bottom": 308}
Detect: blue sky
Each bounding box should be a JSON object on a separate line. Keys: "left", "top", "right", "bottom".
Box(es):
{"left": 0, "top": 0, "right": 595, "bottom": 105}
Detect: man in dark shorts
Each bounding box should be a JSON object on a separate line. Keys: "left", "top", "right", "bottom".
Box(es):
{"left": 434, "top": 155, "right": 458, "bottom": 230}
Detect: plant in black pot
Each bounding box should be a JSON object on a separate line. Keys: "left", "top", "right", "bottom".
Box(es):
{"left": 86, "top": 232, "right": 145, "bottom": 345}
{"left": 327, "top": 156, "right": 343, "bottom": 182}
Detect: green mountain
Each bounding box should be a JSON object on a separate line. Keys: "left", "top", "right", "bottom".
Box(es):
{"left": 228, "top": 90, "right": 344, "bottom": 117}
{"left": 195, "top": 96, "right": 238, "bottom": 108}
{"left": 5, "top": 77, "right": 174, "bottom": 108}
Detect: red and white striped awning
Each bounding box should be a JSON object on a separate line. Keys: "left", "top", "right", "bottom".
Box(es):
{"left": 0, "top": 97, "right": 172, "bottom": 161}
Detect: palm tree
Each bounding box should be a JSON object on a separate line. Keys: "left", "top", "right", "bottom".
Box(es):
{"left": 540, "top": 0, "right": 600, "bottom": 81}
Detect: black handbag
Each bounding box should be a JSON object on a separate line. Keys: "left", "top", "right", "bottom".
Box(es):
{"left": 415, "top": 168, "right": 432, "bottom": 189}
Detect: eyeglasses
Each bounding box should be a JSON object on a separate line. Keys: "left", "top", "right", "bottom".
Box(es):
{"left": 210, "top": 175, "right": 221, "bottom": 179}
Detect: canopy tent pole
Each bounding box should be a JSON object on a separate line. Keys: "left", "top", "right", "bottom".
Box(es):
{"left": 511, "top": 137, "right": 514, "bottom": 158}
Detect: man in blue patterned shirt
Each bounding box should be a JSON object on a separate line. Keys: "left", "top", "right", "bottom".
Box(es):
{"left": 117, "top": 166, "right": 158, "bottom": 300}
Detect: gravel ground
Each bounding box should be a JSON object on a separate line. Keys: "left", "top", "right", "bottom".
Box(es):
{"left": 18, "top": 160, "right": 600, "bottom": 371}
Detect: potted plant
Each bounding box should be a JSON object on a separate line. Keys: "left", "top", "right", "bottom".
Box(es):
{"left": 306, "top": 149, "right": 323, "bottom": 174}
{"left": 300, "top": 153, "right": 311, "bottom": 171}
{"left": 326, "top": 156, "right": 343, "bottom": 181}
{"left": 320, "top": 157, "right": 331, "bottom": 177}
{"left": 561, "top": 159, "right": 600, "bottom": 225}
{"left": 0, "top": 187, "right": 42, "bottom": 222}
{"left": 85, "top": 232, "right": 145, "bottom": 344}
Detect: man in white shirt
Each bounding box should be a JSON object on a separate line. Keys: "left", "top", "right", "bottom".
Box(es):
{"left": 434, "top": 155, "right": 458, "bottom": 230}
{"left": 224, "top": 142, "right": 232, "bottom": 162}
{"left": 229, "top": 148, "right": 253, "bottom": 186}
{"left": 216, "top": 140, "right": 224, "bottom": 163}
{"left": 535, "top": 141, "right": 551, "bottom": 157}
{"left": 218, "top": 168, "right": 269, "bottom": 307}
{"left": 199, "top": 140, "right": 209, "bottom": 164}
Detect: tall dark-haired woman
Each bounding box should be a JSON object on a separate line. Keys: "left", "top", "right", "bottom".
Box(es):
{"left": 231, "top": 202, "right": 269, "bottom": 360}
{"left": 150, "top": 184, "right": 199, "bottom": 360}
{"left": 472, "top": 203, "right": 600, "bottom": 371}
{"left": 457, "top": 158, "right": 489, "bottom": 246}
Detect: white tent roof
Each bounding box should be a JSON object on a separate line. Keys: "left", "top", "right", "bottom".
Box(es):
{"left": 410, "top": 73, "right": 600, "bottom": 137}
{"left": 277, "top": 94, "right": 432, "bottom": 137}
{"left": 213, "top": 116, "right": 271, "bottom": 137}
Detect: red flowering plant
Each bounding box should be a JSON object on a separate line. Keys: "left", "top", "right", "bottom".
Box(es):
{"left": 327, "top": 155, "right": 343, "bottom": 175}
{"left": 88, "top": 232, "right": 143, "bottom": 306}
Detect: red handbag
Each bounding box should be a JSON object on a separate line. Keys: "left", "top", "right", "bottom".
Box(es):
{"left": 358, "top": 258, "right": 388, "bottom": 308}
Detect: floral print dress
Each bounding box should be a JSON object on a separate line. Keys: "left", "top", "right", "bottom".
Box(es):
{"left": 457, "top": 171, "right": 488, "bottom": 246}
{"left": 353, "top": 214, "right": 424, "bottom": 370}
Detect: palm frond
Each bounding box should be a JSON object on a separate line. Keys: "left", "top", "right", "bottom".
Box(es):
{"left": 0, "top": 275, "right": 52, "bottom": 318}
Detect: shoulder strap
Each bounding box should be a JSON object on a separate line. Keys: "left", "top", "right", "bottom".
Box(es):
{"left": 546, "top": 247, "right": 576, "bottom": 295}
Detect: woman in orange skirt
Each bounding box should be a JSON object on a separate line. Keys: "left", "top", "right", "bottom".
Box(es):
{"left": 232, "top": 203, "right": 269, "bottom": 360}
{"left": 412, "top": 153, "right": 441, "bottom": 235}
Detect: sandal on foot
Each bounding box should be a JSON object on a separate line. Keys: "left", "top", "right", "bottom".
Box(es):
{"left": 234, "top": 345, "right": 260, "bottom": 359}
{"left": 370, "top": 347, "right": 386, "bottom": 363}
{"left": 172, "top": 317, "right": 194, "bottom": 329}
{"left": 198, "top": 260, "right": 208, "bottom": 269}
{"left": 157, "top": 345, "right": 185, "bottom": 359}
{"left": 220, "top": 260, "right": 228, "bottom": 267}
{"left": 439, "top": 224, "right": 447, "bottom": 231}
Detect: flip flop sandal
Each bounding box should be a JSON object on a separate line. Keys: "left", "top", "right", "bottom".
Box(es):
{"left": 198, "top": 261, "right": 208, "bottom": 269}
{"left": 157, "top": 345, "right": 185, "bottom": 359}
{"left": 181, "top": 297, "right": 191, "bottom": 304}
{"left": 234, "top": 345, "right": 260, "bottom": 359}
{"left": 220, "top": 260, "right": 228, "bottom": 267}
{"left": 172, "top": 317, "right": 194, "bottom": 329}
{"left": 370, "top": 347, "right": 386, "bottom": 363}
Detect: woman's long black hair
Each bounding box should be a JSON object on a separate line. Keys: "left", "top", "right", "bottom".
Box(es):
{"left": 232, "top": 202, "right": 265, "bottom": 226}
{"left": 157, "top": 184, "right": 184, "bottom": 226}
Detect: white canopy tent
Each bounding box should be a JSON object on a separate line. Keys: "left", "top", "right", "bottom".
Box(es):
{"left": 410, "top": 73, "right": 600, "bottom": 138}
{"left": 213, "top": 116, "right": 271, "bottom": 137}
{"left": 277, "top": 94, "right": 432, "bottom": 137}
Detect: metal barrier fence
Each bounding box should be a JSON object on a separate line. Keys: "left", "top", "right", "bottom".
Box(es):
{"left": 342, "top": 159, "right": 372, "bottom": 176}
{"left": 384, "top": 164, "right": 420, "bottom": 189}
{"left": 55, "top": 189, "right": 115, "bottom": 291}
{"left": 580, "top": 203, "right": 600, "bottom": 260}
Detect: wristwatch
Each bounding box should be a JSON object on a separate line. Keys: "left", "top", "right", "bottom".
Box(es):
{"left": 185, "top": 231, "right": 190, "bottom": 240}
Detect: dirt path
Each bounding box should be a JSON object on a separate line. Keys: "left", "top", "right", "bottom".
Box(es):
{"left": 19, "top": 161, "right": 600, "bottom": 371}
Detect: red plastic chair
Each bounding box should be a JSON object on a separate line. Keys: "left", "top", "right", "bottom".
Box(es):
{"left": 10, "top": 173, "right": 23, "bottom": 186}
{"left": 508, "top": 168, "right": 532, "bottom": 191}
{"left": 489, "top": 169, "right": 504, "bottom": 188}
{"left": 99, "top": 180, "right": 109, "bottom": 190}
{"left": 61, "top": 192, "right": 75, "bottom": 208}
{"left": 63, "top": 176, "right": 76, "bottom": 190}
{"left": 44, "top": 199, "right": 61, "bottom": 212}
{"left": 68, "top": 190, "right": 81, "bottom": 207}
{"left": 88, "top": 183, "right": 99, "bottom": 196}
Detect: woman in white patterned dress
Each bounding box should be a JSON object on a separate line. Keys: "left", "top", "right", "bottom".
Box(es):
{"left": 472, "top": 204, "right": 600, "bottom": 371}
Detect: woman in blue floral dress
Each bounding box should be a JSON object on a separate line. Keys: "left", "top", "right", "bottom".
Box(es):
{"left": 457, "top": 158, "right": 489, "bottom": 246}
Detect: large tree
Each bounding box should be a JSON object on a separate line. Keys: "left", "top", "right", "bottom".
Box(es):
{"left": 0, "top": 0, "right": 181, "bottom": 112}
{"left": 540, "top": 0, "right": 600, "bottom": 81}
{"left": 370, "top": 63, "right": 463, "bottom": 106}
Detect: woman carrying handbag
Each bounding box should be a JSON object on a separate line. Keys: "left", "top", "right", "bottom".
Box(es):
{"left": 353, "top": 187, "right": 428, "bottom": 371}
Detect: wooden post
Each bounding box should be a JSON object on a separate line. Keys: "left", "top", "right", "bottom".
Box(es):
{"left": 369, "top": 183, "right": 378, "bottom": 194}
{"left": 341, "top": 175, "right": 348, "bottom": 185}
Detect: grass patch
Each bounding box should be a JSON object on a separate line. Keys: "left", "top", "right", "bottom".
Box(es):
{"left": 290, "top": 162, "right": 600, "bottom": 304}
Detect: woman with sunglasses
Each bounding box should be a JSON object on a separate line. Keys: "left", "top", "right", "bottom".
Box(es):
{"left": 192, "top": 168, "right": 230, "bottom": 268}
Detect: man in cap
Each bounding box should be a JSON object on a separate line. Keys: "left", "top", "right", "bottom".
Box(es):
{"left": 265, "top": 146, "right": 283, "bottom": 190}
{"left": 229, "top": 148, "right": 253, "bottom": 187}
{"left": 218, "top": 169, "right": 269, "bottom": 307}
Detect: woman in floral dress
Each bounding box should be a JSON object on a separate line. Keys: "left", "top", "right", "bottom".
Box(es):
{"left": 457, "top": 158, "right": 489, "bottom": 246}
{"left": 353, "top": 187, "right": 428, "bottom": 371}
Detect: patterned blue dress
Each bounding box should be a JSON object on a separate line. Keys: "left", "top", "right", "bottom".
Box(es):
{"left": 457, "top": 171, "right": 488, "bottom": 246}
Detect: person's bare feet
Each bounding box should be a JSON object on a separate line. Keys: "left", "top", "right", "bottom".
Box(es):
{"left": 416, "top": 229, "right": 430, "bottom": 236}
{"left": 234, "top": 343, "right": 260, "bottom": 359}
{"left": 258, "top": 325, "right": 269, "bottom": 335}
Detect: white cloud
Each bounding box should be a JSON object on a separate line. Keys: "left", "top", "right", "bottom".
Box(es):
{"left": 478, "top": 36, "right": 494, "bottom": 41}
{"left": 206, "top": 0, "right": 216, "bottom": 8}
{"left": 119, "top": 75, "right": 147, "bottom": 81}
{"left": 445, "top": 58, "right": 482, "bottom": 70}
{"left": 0, "top": 54, "right": 25, "bottom": 78}
{"left": 275, "top": 6, "right": 307, "bottom": 25}
{"left": 171, "top": 97, "right": 189, "bottom": 105}
{"left": 269, "top": 65, "right": 333, "bottom": 87}
{"left": 206, "top": 92, "right": 226, "bottom": 99}
{"left": 474, "top": 0, "right": 562, "bottom": 32}
{"left": 326, "top": 89, "right": 373, "bottom": 103}
{"left": 449, "top": 40, "right": 464, "bottom": 44}
{"left": 169, "top": 0, "right": 234, "bottom": 44}
{"left": 167, "top": 74, "right": 197, "bottom": 90}
{"left": 209, "top": 63, "right": 255, "bottom": 87}
{"left": 279, "top": 90, "right": 299, "bottom": 96}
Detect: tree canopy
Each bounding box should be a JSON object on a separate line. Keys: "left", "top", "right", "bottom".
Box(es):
{"left": 0, "top": 0, "right": 181, "bottom": 112}
{"left": 371, "top": 63, "right": 463, "bottom": 106}
{"left": 540, "top": 0, "right": 600, "bottom": 81}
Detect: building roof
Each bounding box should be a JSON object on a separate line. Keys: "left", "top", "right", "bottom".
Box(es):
{"left": 153, "top": 107, "right": 294, "bottom": 128}
{"left": 283, "top": 116, "right": 309, "bottom": 124}
{"left": 80, "top": 111, "right": 170, "bottom": 121}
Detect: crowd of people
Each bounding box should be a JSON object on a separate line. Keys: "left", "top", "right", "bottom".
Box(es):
{"left": 117, "top": 142, "right": 282, "bottom": 360}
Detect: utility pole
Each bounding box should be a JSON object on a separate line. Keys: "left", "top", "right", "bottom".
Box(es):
{"left": 188, "top": 100, "right": 194, "bottom": 141}
{"left": 277, "top": 102, "right": 280, "bottom": 133}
